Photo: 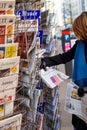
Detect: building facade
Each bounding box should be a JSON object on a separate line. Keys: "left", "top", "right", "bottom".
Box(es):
{"left": 63, "top": 0, "right": 87, "bottom": 29}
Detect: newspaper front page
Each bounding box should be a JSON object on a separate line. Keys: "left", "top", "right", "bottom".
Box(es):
{"left": 39, "top": 68, "right": 69, "bottom": 89}
{"left": 65, "top": 81, "right": 87, "bottom": 123}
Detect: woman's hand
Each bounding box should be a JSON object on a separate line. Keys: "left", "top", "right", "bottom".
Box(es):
{"left": 40, "top": 58, "right": 47, "bottom": 71}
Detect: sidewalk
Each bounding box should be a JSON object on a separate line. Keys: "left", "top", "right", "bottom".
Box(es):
{"left": 59, "top": 79, "right": 73, "bottom": 130}
{"left": 58, "top": 65, "right": 73, "bottom": 130}
{"left": 55, "top": 39, "right": 73, "bottom": 130}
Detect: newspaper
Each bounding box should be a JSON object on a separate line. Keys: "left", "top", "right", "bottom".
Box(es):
{"left": 0, "top": 74, "right": 18, "bottom": 91}
{"left": 65, "top": 81, "right": 87, "bottom": 123}
{"left": 0, "top": 43, "right": 18, "bottom": 59}
{"left": 0, "top": 101, "right": 14, "bottom": 118}
{"left": 0, "top": 15, "right": 15, "bottom": 44}
{"left": 0, "top": 0, "right": 15, "bottom": 15}
{"left": 39, "top": 68, "right": 69, "bottom": 89}
{"left": 0, "top": 56, "right": 20, "bottom": 76}
{"left": 16, "top": 19, "right": 38, "bottom": 33}
{"left": 0, "top": 114, "right": 22, "bottom": 130}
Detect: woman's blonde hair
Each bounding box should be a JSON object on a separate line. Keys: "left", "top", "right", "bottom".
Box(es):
{"left": 72, "top": 11, "right": 87, "bottom": 40}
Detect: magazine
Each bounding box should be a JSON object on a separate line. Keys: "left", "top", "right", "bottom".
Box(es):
{"left": 0, "top": 74, "right": 18, "bottom": 91}
{"left": 0, "top": 43, "right": 18, "bottom": 59}
{"left": 0, "top": 0, "right": 15, "bottom": 15}
{"left": 0, "top": 15, "right": 15, "bottom": 44}
{"left": 16, "top": 19, "right": 38, "bottom": 33}
{"left": 0, "top": 87, "right": 16, "bottom": 118}
{"left": 28, "top": 47, "right": 36, "bottom": 74}
{"left": 39, "top": 68, "right": 69, "bottom": 88}
{"left": 0, "top": 113, "right": 22, "bottom": 130}
{"left": 0, "top": 56, "right": 20, "bottom": 76}
{"left": 0, "top": 102, "right": 14, "bottom": 118}
{"left": 65, "top": 81, "right": 87, "bottom": 123}
{"left": 35, "top": 49, "right": 46, "bottom": 58}
{"left": 0, "top": 87, "right": 16, "bottom": 105}
{"left": 27, "top": 32, "right": 37, "bottom": 54}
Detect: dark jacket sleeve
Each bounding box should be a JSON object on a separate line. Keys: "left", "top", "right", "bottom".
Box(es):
{"left": 44, "top": 43, "right": 77, "bottom": 67}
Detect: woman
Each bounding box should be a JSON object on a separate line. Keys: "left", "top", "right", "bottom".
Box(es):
{"left": 40, "top": 11, "right": 87, "bottom": 130}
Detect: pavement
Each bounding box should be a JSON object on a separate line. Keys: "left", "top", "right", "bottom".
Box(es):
{"left": 55, "top": 39, "right": 73, "bottom": 130}
{"left": 59, "top": 76, "right": 73, "bottom": 130}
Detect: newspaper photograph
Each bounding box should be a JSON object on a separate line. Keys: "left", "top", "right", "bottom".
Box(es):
{"left": 65, "top": 81, "right": 87, "bottom": 123}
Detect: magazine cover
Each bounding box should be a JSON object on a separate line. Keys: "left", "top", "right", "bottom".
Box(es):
{"left": 15, "top": 31, "right": 35, "bottom": 59}
{"left": 0, "top": 0, "right": 15, "bottom": 15}
{"left": 0, "top": 15, "right": 15, "bottom": 44}
{"left": 16, "top": 19, "right": 38, "bottom": 32}
{"left": 0, "top": 56, "right": 20, "bottom": 76}
{"left": 65, "top": 81, "right": 87, "bottom": 123}
{"left": 0, "top": 113, "right": 22, "bottom": 130}
{"left": 0, "top": 43, "right": 18, "bottom": 58}
{"left": 5, "top": 43, "right": 18, "bottom": 58}
{"left": 0, "top": 25, "right": 6, "bottom": 44}
{"left": 39, "top": 68, "right": 69, "bottom": 88}
{"left": 0, "top": 46, "right": 5, "bottom": 59}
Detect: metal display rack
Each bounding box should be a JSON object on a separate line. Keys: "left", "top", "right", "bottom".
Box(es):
{"left": 0, "top": 0, "right": 22, "bottom": 129}
{"left": 14, "top": 1, "right": 45, "bottom": 129}
{"left": 0, "top": 0, "right": 61, "bottom": 129}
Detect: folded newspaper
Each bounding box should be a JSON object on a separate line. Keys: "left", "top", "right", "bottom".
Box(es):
{"left": 39, "top": 68, "right": 69, "bottom": 89}
{"left": 65, "top": 81, "right": 87, "bottom": 123}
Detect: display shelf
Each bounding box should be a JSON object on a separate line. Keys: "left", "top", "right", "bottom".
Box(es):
{"left": 0, "top": 1, "right": 23, "bottom": 129}
{"left": 13, "top": 0, "right": 62, "bottom": 129}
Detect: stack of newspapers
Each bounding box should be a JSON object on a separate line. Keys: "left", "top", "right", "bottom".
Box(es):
{"left": 0, "top": 0, "right": 22, "bottom": 129}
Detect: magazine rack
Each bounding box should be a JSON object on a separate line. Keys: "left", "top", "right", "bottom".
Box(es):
{"left": 0, "top": 0, "right": 63, "bottom": 129}
{"left": 0, "top": 0, "right": 23, "bottom": 129}
{"left": 14, "top": 1, "right": 45, "bottom": 129}
{"left": 13, "top": 0, "right": 63, "bottom": 130}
